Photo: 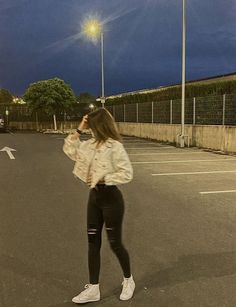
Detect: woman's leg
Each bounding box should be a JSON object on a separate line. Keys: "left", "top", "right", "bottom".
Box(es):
{"left": 87, "top": 189, "right": 104, "bottom": 284}
{"left": 102, "top": 187, "right": 131, "bottom": 278}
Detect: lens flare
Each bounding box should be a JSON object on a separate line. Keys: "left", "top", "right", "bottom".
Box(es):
{"left": 81, "top": 17, "right": 102, "bottom": 42}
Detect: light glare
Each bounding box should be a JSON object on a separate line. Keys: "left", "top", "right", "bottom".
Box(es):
{"left": 82, "top": 18, "right": 102, "bottom": 41}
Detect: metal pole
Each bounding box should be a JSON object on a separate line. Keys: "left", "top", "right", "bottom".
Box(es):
{"left": 5, "top": 107, "right": 9, "bottom": 127}
{"left": 36, "top": 111, "right": 39, "bottom": 131}
{"left": 113, "top": 105, "right": 115, "bottom": 120}
{"left": 63, "top": 111, "right": 66, "bottom": 133}
{"left": 136, "top": 103, "right": 139, "bottom": 123}
{"left": 151, "top": 101, "right": 154, "bottom": 123}
{"left": 223, "top": 94, "right": 226, "bottom": 125}
{"left": 170, "top": 100, "right": 173, "bottom": 124}
{"left": 101, "top": 31, "right": 105, "bottom": 108}
{"left": 193, "top": 97, "right": 196, "bottom": 125}
{"left": 180, "top": 0, "right": 186, "bottom": 148}
{"left": 124, "top": 104, "right": 126, "bottom": 122}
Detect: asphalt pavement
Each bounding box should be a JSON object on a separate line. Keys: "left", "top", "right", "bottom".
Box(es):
{"left": 0, "top": 132, "right": 236, "bottom": 307}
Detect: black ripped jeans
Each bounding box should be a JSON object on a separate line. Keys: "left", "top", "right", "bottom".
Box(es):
{"left": 87, "top": 184, "right": 131, "bottom": 284}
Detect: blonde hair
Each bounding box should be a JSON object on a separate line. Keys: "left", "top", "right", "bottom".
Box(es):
{"left": 87, "top": 108, "right": 122, "bottom": 144}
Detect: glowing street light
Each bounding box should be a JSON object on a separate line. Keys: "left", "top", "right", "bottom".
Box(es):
{"left": 89, "top": 103, "right": 95, "bottom": 111}
{"left": 82, "top": 18, "right": 105, "bottom": 108}
{"left": 5, "top": 107, "right": 9, "bottom": 126}
{"left": 82, "top": 19, "right": 102, "bottom": 40}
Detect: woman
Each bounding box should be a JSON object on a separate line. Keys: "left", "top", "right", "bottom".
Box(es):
{"left": 63, "top": 108, "right": 135, "bottom": 304}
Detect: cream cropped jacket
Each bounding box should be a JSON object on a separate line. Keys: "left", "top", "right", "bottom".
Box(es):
{"left": 63, "top": 134, "right": 133, "bottom": 189}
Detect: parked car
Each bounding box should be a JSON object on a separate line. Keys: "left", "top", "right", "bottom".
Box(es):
{"left": 0, "top": 114, "right": 6, "bottom": 132}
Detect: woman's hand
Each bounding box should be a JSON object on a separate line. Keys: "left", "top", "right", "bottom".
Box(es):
{"left": 78, "top": 115, "right": 88, "bottom": 131}
{"left": 87, "top": 175, "right": 105, "bottom": 187}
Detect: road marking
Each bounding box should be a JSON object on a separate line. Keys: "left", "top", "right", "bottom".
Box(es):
{"left": 123, "top": 142, "right": 165, "bottom": 145}
{"left": 152, "top": 170, "right": 236, "bottom": 176}
{"left": 122, "top": 136, "right": 141, "bottom": 139}
{"left": 128, "top": 152, "right": 206, "bottom": 155}
{"left": 126, "top": 146, "right": 174, "bottom": 150}
{"left": 132, "top": 158, "right": 236, "bottom": 164}
{"left": 200, "top": 190, "right": 236, "bottom": 195}
{"left": 0, "top": 147, "right": 16, "bottom": 160}
{"left": 56, "top": 137, "right": 173, "bottom": 148}
{"left": 56, "top": 136, "right": 176, "bottom": 146}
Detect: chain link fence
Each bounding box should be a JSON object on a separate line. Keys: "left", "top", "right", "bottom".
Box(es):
{"left": 1, "top": 94, "right": 236, "bottom": 127}
{"left": 106, "top": 94, "right": 236, "bottom": 126}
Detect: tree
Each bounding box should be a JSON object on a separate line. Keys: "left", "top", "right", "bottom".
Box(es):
{"left": 23, "top": 78, "right": 76, "bottom": 130}
{"left": 0, "top": 89, "right": 13, "bottom": 104}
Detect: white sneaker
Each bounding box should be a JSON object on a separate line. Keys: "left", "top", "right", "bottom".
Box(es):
{"left": 120, "top": 275, "right": 135, "bottom": 301}
{"left": 72, "top": 284, "right": 100, "bottom": 304}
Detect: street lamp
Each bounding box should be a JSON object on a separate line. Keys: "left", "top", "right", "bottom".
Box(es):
{"left": 176, "top": 1, "right": 187, "bottom": 147}
{"left": 179, "top": 0, "right": 186, "bottom": 148}
{"left": 5, "top": 108, "right": 9, "bottom": 126}
{"left": 82, "top": 18, "right": 105, "bottom": 108}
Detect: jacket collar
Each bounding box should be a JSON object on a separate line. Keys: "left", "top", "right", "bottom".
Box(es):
{"left": 88, "top": 137, "right": 114, "bottom": 150}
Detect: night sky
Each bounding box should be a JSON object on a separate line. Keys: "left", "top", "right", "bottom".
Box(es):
{"left": 0, "top": 0, "right": 236, "bottom": 97}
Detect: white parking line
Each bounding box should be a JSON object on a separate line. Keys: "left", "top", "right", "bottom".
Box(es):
{"left": 132, "top": 158, "right": 236, "bottom": 164}
{"left": 126, "top": 146, "right": 174, "bottom": 150}
{"left": 122, "top": 136, "right": 141, "bottom": 139}
{"left": 152, "top": 170, "right": 236, "bottom": 176}
{"left": 200, "top": 190, "right": 236, "bottom": 195}
{"left": 128, "top": 152, "right": 207, "bottom": 155}
{"left": 123, "top": 142, "right": 164, "bottom": 145}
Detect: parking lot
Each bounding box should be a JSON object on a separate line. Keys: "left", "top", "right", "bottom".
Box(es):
{"left": 1, "top": 132, "right": 236, "bottom": 307}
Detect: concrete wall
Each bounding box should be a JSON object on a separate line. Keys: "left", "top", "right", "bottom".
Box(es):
{"left": 9, "top": 121, "right": 236, "bottom": 153}
{"left": 116, "top": 122, "right": 236, "bottom": 153}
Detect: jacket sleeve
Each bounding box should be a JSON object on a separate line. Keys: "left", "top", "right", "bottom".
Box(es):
{"left": 63, "top": 134, "right": 81, "bottom": 161}
{"left": 104, "top": 143, "right": 133, "bottom": 185}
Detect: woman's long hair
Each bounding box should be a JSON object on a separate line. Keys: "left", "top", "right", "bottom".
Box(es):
{"left": 87, "top": 108, "right": 122, "bottom": 144}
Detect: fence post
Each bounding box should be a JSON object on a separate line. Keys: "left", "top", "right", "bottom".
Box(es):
{"left": 36, "top": 112, "right": 39, "bottom": 131}
{"left": 63, "top": 111, "right": 66, "bottom": 132}
{"left": 151, "top": 101, "right": 154, "bottom": 123}
{"left": 136, "top": 103, "right": 139, "bottom": 123}
{"left": 170, "top": 100, "right": 173, "bottom": 124}
{"left": 223, "top": 94, "right": 226, "bottom": 125}
{"left": 113, "top": 105, "right": 115, "bottom": 120}
{"left": 124, "top": 104, "right": 126, "bottom": 122}
{"left": 193, "top": 97, "right": 196, "bottom": 125}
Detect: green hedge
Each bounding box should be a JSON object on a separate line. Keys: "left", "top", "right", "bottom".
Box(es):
{"left": 106, "top": 80, "right": 236, "bottom": 105}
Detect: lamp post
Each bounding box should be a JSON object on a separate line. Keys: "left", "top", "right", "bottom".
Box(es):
{"left": 82, "top": 18, "right": 105, "bottom": 108}
{"left": 180, "top": 0, "right": 186, "bottom": 148}
{"left": 5, "top": 108, "right": 9, "bottom": 127}
{"left": 100, "top": 31, "right": 105, "bottom": 108}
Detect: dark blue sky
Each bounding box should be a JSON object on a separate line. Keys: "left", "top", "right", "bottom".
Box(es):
{"left": 0, "top": 0, "right": 235, "bottom": 96}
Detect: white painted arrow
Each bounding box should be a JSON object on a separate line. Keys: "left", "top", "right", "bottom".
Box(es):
{"left": 0, "top": 147, "right": 16, "bottom": 160}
